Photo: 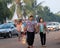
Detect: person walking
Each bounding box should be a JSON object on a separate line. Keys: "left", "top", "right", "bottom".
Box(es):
{"left": 25, "top": 15, "right": 36, "bottom": 48}
{"left": 37, "top": 17, "right": 47, "bottom": 47}
{"left": 16, "top": 19, "right": 25, "bottom": 41}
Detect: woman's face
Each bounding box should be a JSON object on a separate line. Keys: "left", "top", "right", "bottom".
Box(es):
{"left": 29, "top": 17, "right": 33, "bottom": 21}
{"left": 17, "top": 21, "right": 22, "bottom": 25}
{"left": 40, "top": 18, "right": 43, "bottom": 22}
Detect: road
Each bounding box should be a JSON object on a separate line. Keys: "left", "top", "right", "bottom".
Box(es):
{"left": 0, "top": 31, "right": 60, "bottom": 48}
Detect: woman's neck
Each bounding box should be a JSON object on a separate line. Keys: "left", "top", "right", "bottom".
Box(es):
{"left": 40, "top": 22, "right": 43, "bottom": 23}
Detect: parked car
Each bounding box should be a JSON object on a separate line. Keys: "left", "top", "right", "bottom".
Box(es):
{"left": 59, "top": 23, "right": 60, "bottom": 30}
{"left": 46, "top": 22, "right": 60, "bottom": 31}
{"left": 0, "top": 23, "right": 18, "bottom": 38}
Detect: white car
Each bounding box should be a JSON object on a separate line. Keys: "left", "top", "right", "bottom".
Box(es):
{"left": 59, "top": 23, "right": 60, "bottom": 30}
{"left": 47, "top": 22, "right": 60, "bottom": 31}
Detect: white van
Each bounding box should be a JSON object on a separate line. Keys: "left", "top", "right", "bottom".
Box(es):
{"left": 47, "top": 22, "right": 60, "bottom": 31}
{"left": 59, "top": 23, "right": 60, "bottom": 30}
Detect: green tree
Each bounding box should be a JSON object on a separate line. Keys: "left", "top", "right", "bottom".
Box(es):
{"left": 2, "top": 0, "right": 60, "bottom": 22}
{"left": 0, "top": 0, "right": 12, "bottom": 23}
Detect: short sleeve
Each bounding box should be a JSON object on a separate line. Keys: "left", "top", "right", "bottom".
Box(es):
{"left": 44, "top": 22, "right": 46, "bottom": 27}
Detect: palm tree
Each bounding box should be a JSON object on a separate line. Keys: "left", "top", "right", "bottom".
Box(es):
{"left": 10, "top": 0, "right": 44, "bottom": 19}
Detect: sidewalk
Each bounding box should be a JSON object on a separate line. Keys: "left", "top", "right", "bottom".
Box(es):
{"left": 19, "top": 31, "right": 60, "bottom": 48}
{"left": 34, "top": 32, "right": 60, "bottom": 48}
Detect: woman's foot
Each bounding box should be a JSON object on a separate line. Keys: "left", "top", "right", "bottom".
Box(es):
{"left": 27, "top": 46, "right": 31, "bottom": 48}
{"left": 42, "top": 45, "right": 46, "bottom": 47}
{"left": 31, "top": 46, "right": 35, "bottom": 48}
{"left": 27, "top": 46, "right": 30, "bottom": 48}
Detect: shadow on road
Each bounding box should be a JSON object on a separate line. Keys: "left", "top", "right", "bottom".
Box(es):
{"left": 56, "top": 42, "right": 60, "bottom": 45}
{"left": 0, "top": 37, "right": 4, "bottom": 39}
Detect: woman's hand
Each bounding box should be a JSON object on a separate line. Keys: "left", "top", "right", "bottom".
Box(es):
{"left": 35, "top": 24, "right": 39, "bottom": 33}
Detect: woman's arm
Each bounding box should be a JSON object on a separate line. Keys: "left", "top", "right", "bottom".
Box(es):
{"left": 35, "top": 23, "right": 39, "bottom": 33}
{"left": 44, "top": 22, "right": 49, "bottom": 33}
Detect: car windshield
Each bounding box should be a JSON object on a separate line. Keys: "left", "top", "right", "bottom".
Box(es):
{"left": 0, "top": 23, "right": 14, "bottom": 29}
{"left": 47, "top": 22, "right": 60, "bottom": 26}
{"left": 47, "top": 23, "right": 52, "bottom": 26}
{"left": 53, "top": 23, "right": 56, "bottom": 25}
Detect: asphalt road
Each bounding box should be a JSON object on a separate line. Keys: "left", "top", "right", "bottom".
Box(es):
{"left": 0, "top": 31, "right": 60, "bottom": 48}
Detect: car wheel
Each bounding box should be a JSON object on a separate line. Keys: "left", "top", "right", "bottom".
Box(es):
{"left": 16, "top": 34, "right": 18, "bottom": 37}
{"left": 8, "top": 33, "right": 12, "bottom": 38}
{"left": 4, "top": 36, "right": 6, "bottom": 38}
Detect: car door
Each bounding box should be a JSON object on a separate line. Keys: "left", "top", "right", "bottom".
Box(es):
{"left": 10, "top": 25, "right": 18, "bottom": 35}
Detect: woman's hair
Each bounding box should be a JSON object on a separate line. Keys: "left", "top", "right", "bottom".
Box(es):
{"left": 17, "top": 19, "right": 22, "bottom": 24}
{"left": 18, "top": 19, "right": 22, "bottom": 22}
{"left": 39, "top": 17, "right": 44, "bottom": 23}
{"left": 29, "top": 15, "right": 33, "bottom": 18}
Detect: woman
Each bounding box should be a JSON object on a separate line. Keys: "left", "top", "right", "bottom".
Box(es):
{"left": 16, "top": 19, "right": 25, "bottom": 41}
{"left": 37, "top": 17, "right": 47, "bottom": 47}
{"left": 26, "top": 15, "right": 36, "bottom": 48}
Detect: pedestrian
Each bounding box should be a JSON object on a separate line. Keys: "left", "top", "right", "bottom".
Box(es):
{"left": 25, "top": 15, "right": 36, "bottom": 48}
{"left": 16, "top": 19, "right": 25, "bottom": 41}
{"left": 37, "top": 17, "right": 47, "bottom": 47}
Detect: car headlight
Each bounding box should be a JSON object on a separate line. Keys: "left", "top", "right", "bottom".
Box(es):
{"left": 51, "top": 27, "right": 53, "bottom": 29}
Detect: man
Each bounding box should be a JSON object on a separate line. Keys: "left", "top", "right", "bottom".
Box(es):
{"left": 26, "top": 15, "right": 36, "bottom": 48}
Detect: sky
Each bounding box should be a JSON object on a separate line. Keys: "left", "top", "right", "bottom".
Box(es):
{"left": 37, "top": 0, "right": 60, "bottom": 13}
